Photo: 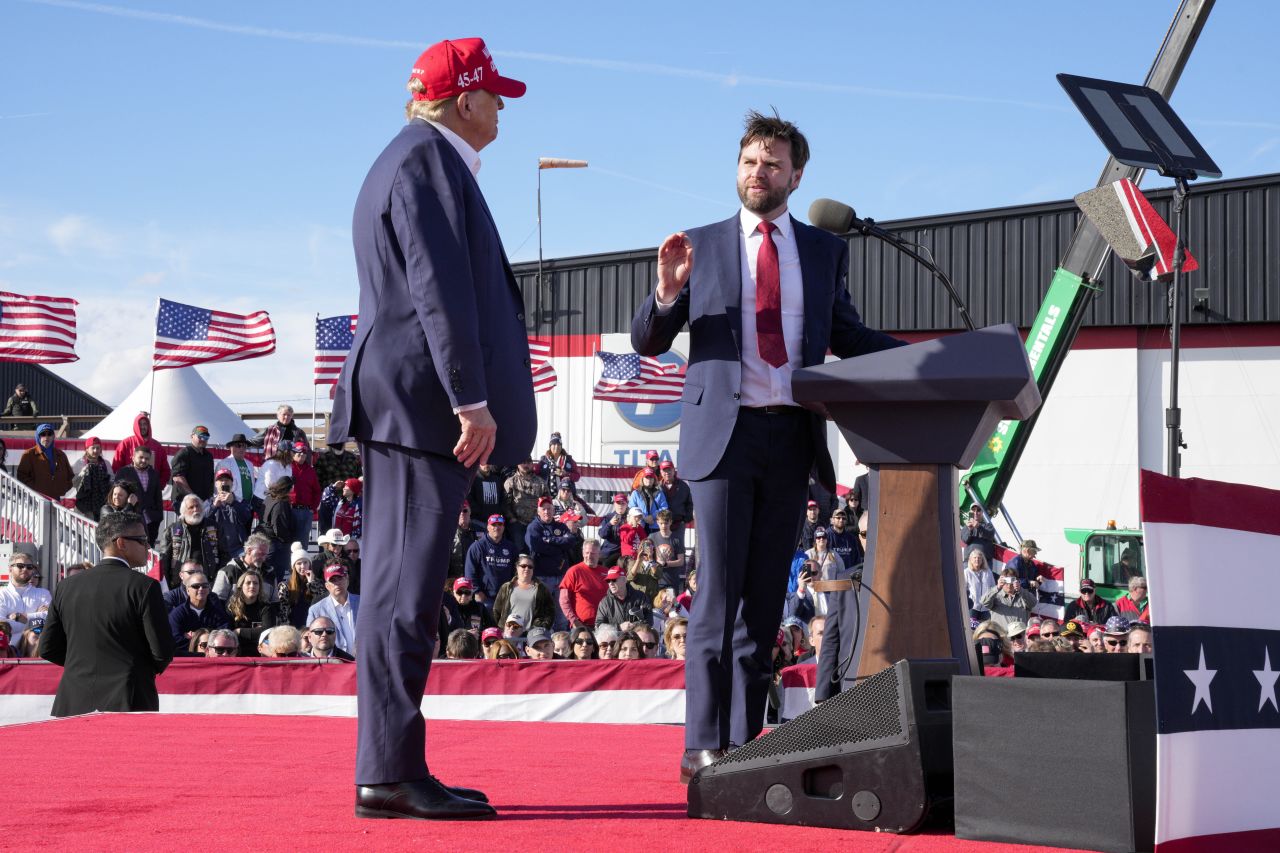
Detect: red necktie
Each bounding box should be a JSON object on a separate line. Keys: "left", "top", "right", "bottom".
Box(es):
{"left": 755, "top": 220, "right": 787, "bottom": 368}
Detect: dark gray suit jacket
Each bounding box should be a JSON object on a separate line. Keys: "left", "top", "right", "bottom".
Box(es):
{"left": 38, "top": 558, "right": 173, "bottom": 716}
{"left": 630, "top": 214, "right": 902, "bottom": 489}
{"left": 330, "top": 119, "right": 535, "bottom": 465}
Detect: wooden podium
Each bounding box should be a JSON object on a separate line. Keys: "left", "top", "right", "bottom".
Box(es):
{"left": 792, "top": 324, "right": 1040, "bottom": 681}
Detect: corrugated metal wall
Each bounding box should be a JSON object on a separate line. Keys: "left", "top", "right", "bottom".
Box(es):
{"left": 514, "top": 171, "right": 1280, "bottom": 335}
{"left": 0, "top": 363, "right": 110, "bottom": 421}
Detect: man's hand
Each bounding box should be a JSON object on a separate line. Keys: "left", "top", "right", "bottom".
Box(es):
{"left": 656, "top": 232, "right": 693, "bottom": 304}
{"left": 454, "top": 406, "right": 497, "bottom": 468}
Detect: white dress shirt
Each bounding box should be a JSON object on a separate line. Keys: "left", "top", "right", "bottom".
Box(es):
{"left": 424, "top": 119, "right": 487, "bottom": 415}
{"left": 308, "top": 593, "right": 360, "bottom": 655}
{"left": 655, "top": 207, "right": 806, "bottom": 406}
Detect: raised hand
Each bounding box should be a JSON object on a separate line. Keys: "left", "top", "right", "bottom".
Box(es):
{"left": 656, "top": 232, "right": 693, "bottom": 303}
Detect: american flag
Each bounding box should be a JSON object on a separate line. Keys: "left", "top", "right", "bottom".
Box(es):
{"left": 593, "top": 351, "right": 684, "bottom": 403}
{"left": 0, "top": 291, "right": 78, "bottom": 364}
{"left": 153, "top": 298, "right": 276, "bottom": 370}
{"left": 528, "top": 336, "right": 557, "bottom": 393}
{"left": 315, "top": 314, "right": 358, "bottom": 385}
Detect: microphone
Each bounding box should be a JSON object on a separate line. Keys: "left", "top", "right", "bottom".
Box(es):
{"left": 807, "top": 197, "right": 977, "bottom": 331}
{"left": 538, "top": 158, "right": 588, "bottom": 169}
{"left": 808, "top": 198, "right": 866, "bottom": 236}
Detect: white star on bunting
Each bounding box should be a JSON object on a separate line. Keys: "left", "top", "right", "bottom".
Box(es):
{"left": 1253, "top": 647, "right": 1280, "bottom": 713}
{"left": 1184, "top": 644, "right": 1217, "bottom": 715}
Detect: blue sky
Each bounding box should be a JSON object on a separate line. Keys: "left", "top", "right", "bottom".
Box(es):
{"left": 3, "top": 0, "right": 1278, "bottom": 408}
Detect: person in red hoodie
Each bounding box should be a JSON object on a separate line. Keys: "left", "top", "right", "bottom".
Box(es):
{"left": 111, "top": 412, "right": 171, "bottom": 487}
{"left": 288, "top": 442, "right": 321, "bottom": 548}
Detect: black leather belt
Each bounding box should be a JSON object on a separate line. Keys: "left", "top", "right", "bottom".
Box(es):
{"left": 742, "top": 404, "right": 806, "bottom": 415}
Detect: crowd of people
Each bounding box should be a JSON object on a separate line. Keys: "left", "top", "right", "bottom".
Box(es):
{"left": 2, "top": 400, "right": 1154, "bottom": 700}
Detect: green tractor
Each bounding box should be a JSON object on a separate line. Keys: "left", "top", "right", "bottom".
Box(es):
{"left": 1062, "top": 525, "right": 1144, "bottom": 605}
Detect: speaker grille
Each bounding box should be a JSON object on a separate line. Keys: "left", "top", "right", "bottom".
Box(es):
{"left": 719, "top": 663, "right": 904, "bottom": 764}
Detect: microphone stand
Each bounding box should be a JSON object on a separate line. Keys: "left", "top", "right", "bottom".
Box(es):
{"left": 850, "top": 218, "right": 977, "bottom": 332}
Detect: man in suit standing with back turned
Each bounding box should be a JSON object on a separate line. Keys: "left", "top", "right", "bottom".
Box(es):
{"left": 38, "top": 511, "right": 173, "bottom": 716}
{"left": 330, "top": 37, "right": 535, "bottom": 820}
{"left": 631, "top": 110, "right": 904, "bottom": 783}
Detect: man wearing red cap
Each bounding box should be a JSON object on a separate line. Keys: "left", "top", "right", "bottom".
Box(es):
{"left": 329, "top": 37, "right": 534, "bottom": 820}
{"left": 72, "top": 436, "right": 112, "bottom": 519}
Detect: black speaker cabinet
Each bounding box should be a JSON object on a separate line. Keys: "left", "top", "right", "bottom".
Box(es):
{"left": 687, "top": 659, "right": 960, "bottom": 833}
{"left": 953, "top": 677, "right": 1155, "bottom": 853}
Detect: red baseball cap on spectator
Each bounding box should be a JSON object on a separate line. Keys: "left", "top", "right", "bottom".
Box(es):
{"left": 1026, "top": 625, "right": 1041, "bottom": 639}
{"left": 613, "top": 494, "right": 627, "bottom": 503}
{"left": 324, "top": 565, "right": 347, "bottom": 581}
{"left": 291, "top": 441, "right": 308, "bottom": 453}
{"left": 537, "top": 496, "right": 553, "bottom": 506}
{"left": 409, "top": 37, "right": 527, "bottom": 101}
{"left": 605, "top": 568, "right": 624, "bottom": 581}
{"left": 646, "top": 450, "right": 659, "bottom": 460}
{"left": 84, "top": 435, "right": 101, "bottom": 446}
{"left": 215, "top": 468, "right": 233, "bottom": 480}
{"left": 487, "top": 514, "right": 505, "bottom": 525}
{"left": 453, "top": 578, "right": 474, "bottom": 592}
{"left": 659, "top": 460, "right": 674, "bottom": 470}
{"left": 481, "top": 627, "right": 502, "bottom": 643}
{"left": 807, "top": 500, "right": 819, "bottom": 508}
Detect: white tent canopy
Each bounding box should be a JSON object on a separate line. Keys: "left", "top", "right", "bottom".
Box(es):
{"left": 91, "top": 367, "right": 253, "bottom": 445}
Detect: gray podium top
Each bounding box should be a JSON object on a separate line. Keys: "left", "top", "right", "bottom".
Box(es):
{"left": 792, "top": 323, "right": 1041, "bottom": 467}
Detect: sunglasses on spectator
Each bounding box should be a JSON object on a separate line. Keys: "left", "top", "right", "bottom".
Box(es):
{"left": 573, "top": 638, "right": 595, "bottom": 646}
{"left": 1040, "top": 631, "right": 1059, "bottom": 638}
{"left": 197, "top": 641, "right": 209, "bottom": 649}
{"left": 455, "top": 589, "right": 473, "bottom": 596}
{"left": 310, "top": 628, "right": 336, "bottom": 636}
{"left": 116, "top": 535, "right": 150, "bottom": 545}
{"left": 857, "top": 532, "right": 867, "bottom": 539}
{"left": 496, "top": 653, "right": 517, "bottom": 660}
{"left": 517, "top": 563, "right": 533, "bottom": 569}
{"left": 1104, "top": 639, "right": 1122, "bottom": 648}
{"left": 641, "top": 642, "right": 658, "bottom": 650}
{"left": 209, "top": 645, "right": 236, "bottom": 655}
{"left": 598, "top": 641, "right": 618, "bottom": 649}
{"left": 188, "top": 583, "right": 210, "bottom": 590}
{"left": 671, "top": 633, "right": 687, "bottom": 641}
{"left": 9, "top": 563, "right": 37, "bottom": 570}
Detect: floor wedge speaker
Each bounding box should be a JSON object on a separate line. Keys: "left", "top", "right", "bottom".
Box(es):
{"left": 688, "top": 659, "right": 960, "bottom": 833}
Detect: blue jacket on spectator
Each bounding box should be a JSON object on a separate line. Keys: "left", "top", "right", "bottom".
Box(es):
{"left": 597, "top": 511, "right": 626, "bottom": 560}
{"left": 465, "top": 535, "right": 518, "bottom": 600}
{"left": 627, "top": 488, "right": 669, "bottom": 533}
{"left": 827, "top": 528, "right": 860, "bottom": 571}
{"left": 168, "top": 596, "right": 230, "bottom": 654}
{"left": 786, "top": 550, "right": 807, "bottom": 597}
{"left": 783, "top": 587, "right": 816, "bottom": 625}
{"left": 207, "top": 497, "right": 253, "bottom": 560}
{"left": 525, "top": 517, "right": 573, "bottom": 578}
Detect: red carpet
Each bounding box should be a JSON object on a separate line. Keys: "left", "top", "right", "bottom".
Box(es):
{"left": 1, "top": 714, "right": 1092, "bottom": 852}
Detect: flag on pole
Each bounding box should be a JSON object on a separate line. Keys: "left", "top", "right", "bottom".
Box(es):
{"left": 1141, "top": 470, "right": 1280, "bottom": 851}
{"left": 315, "top": 314, "right": 358, "bottom": 385}
{"left": 528, "top": 337, "right": 557, "bottom": 393}
{"left": 152, "top": 298, "right": 276, "bottom": 370}
{"left": 0, "top": 290, "right": 79, "bottom": 364}
{"left": 592, "top": 351, "right": 684, "bottom": 403}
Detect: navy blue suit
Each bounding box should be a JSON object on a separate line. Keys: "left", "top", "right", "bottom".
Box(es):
{"left": 631, "top": 213, "right": 901, "bottom": 750}
{"left": 331, "top": 119, "right": 535, "bottom": 786}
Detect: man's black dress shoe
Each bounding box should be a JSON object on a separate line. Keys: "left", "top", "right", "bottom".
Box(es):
{"left": 355, "top": 778, "right": 496, "bottom": 820}
{"left": 680, "top": 748, "right": 728, "bottom": 784}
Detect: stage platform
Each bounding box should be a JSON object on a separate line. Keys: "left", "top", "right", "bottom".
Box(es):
{"left": 1, "top": 713, "right": 1094, "bottom": 852}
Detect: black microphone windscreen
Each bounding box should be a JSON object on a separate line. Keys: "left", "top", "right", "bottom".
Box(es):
{"left": 808, "top": 198, "right": 856, "bottom": 235}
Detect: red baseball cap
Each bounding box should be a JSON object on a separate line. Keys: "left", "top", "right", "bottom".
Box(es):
{"left": 605, "top": 568, "right": 625, "bottom": 581}
{"left": 487, "top": 514, "right": 505, "bottom": 525}
{"left": 659, "top": 460, "right": 674, "bottom": 470}
{"left": 324, "top": 565, "right": 348, "bottom": 581}
{"left": 537, "top": 496, "right": 553, "bottom": 506}
{"left": 409, "top": 37, "right": 526, "bottom": 101}
{"left": 453, "top": 578, "right": 474, "bottom": 592}
{"left": 481, "top": 627, "right": 502, "bottom": 643}
{"left": 646, "top": 450, "right": 659, "bottom": 460}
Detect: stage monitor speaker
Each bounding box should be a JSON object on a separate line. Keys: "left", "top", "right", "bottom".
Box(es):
{"left": 953, "top": 676, "right": 1155, "bottom": 853}
{"left": 1014, "top": 651, "right": 1153, "bottom": 681}
{"left": 687, "top": 658, "right": 960, "bottom": 833}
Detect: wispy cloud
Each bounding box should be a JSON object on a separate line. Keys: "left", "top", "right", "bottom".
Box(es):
{"left": 20, "top": 0, "right": 1066, "bottom": 111}
{"left": 1248, "top": 137, "right": 1280, "bottom": 160}
{"left": 0, "top": 112, "right": 53, "bottom": 120}
{"left": 589, "top": 166, "right": 736, "bottom": 209}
